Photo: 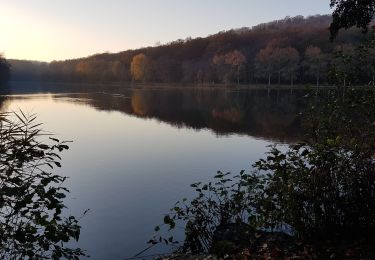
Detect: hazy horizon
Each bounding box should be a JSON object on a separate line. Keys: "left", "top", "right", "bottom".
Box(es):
{"left": 1, "top": 0, "right": 330, "bottom": 62}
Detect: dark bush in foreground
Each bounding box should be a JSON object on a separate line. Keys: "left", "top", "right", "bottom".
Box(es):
{"left": 0, "top": 111, "right": 86, "bottom": 259}
{"left": 151, "top": 88, "right": 375, "bottom": 258}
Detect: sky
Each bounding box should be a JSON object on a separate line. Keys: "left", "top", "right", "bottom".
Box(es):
{"left": 0, "top": 0, "right": 331, "bottom": 62}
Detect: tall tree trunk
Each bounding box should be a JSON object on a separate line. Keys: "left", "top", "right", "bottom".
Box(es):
{"left": 249, "top": 68, "right": 252, "bottom": 85}
{"left": 268, "top": 73, "right": 271, "bottom": 86}
{"left": 237, "top": 66, "right": 240, "bottom": 85}
{"left": 291, "top": 72, "right": 294, "bottom": 87}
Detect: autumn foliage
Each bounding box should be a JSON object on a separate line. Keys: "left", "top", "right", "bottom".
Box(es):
{"left": 8, "top": 15, "right": 375, "bottom": 86}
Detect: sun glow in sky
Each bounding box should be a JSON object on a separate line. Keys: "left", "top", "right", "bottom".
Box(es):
{"left": 1, "top": 0, "right": 331, "bottom": 62}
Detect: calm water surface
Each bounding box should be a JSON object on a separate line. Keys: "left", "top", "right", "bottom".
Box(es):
{"left": 1, "top": 84, "right": 306, "bottom": 259}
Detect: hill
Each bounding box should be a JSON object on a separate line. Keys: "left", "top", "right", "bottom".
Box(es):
{"left": 8, "top": 15, "right": 374, "bottom": 86}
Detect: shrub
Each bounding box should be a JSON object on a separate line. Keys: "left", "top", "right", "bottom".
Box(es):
{"left": 0, "top": 111, "right": 86, "bottom": 259}
{"left": 151, "top": 88, "right": 375, "bottom": 257}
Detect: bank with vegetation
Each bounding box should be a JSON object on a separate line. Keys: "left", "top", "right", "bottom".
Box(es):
{"left": 8, "top": 14, "right": 375, "bottom": 88}
{"left": 147, "top": 87, "right": 375, "bottom": 259}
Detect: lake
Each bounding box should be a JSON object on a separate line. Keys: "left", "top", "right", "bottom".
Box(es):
{"left": 0, "top": 83, "right": 307, "bottom": 259}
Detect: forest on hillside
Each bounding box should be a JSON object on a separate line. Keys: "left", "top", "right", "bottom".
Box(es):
{"left": 0, "top": 55, "right": 10, "bottom": 86}
{"left": 8, "top": 15, "right": 375, "bottom": 86}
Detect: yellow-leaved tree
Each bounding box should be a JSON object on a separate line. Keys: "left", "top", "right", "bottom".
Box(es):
{"left": 130, "top": 53, "right": 153, "bottom": 82}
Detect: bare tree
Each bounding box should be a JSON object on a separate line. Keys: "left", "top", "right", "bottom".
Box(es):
{"left": 304, "top": 46, "right": 326, "bottom": 87}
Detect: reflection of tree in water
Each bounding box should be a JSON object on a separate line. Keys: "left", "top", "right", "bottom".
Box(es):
{"left": 212, "top": 107, "right": 243, "bottom": 123}
{"left": 248, "top": 91, "right": 301, "bottom": 139}
{"left": 2, "top": 88, "right": 305, "bottom": 142}
{"left": 131, "top": 91, "right": 150, "bottom": 116}
{"left": 63, "top": 88, "right": 305, "bottom": 143}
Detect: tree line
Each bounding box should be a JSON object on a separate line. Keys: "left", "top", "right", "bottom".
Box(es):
{"left": 0, "top": 54, "right": 10, "bottom": 86}
{"left": 8, "top": 15, "right": 375, "bottom": 86}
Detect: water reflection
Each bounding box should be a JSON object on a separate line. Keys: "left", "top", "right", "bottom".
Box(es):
{"left": 0, "top": 85, "right": 307, "bottom": 258}
{"left": 2, "top": 84, "right": 307, "bottom": 142}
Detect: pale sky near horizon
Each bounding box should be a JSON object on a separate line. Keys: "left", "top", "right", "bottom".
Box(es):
{"left": 1, "top": 0, "right": 331, "bottom": 62}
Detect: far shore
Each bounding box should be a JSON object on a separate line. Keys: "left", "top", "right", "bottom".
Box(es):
{"left": 7, "top": 80, "right": 350, "bottom": 91}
